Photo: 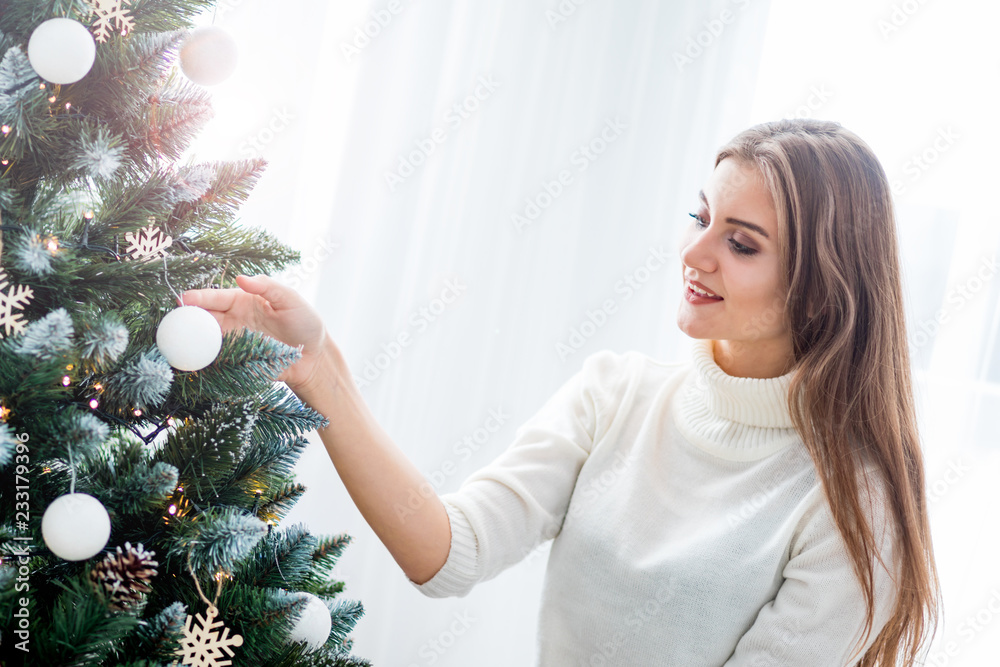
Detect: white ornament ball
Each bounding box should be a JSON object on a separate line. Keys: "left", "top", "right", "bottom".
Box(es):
{"left": 288, "top": 593, "right": 331, "bottom": 652}
{"left": 41, "top": 493, "right": 111, "bottom": 561}
{"left": 156, "top": 305, "right": 223, "bottom": 371}
{"left": 179, "top": 26, "right": 238, "bottom": 86}
{"left": 27, "top": 18, "right": 96, "bottom": 85}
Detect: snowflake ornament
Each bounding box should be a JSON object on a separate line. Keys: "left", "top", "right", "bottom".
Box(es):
{"left": 88, "top": 0, "right": 135, "bottom": 43}
{"left": 171, "top": 605, "right": 244, "bottom": 667}
{"left": 0, "top": 268, "right": 34, "bottom": 338}
{"left": 124, "top": 220, "right": 173, "bottom": 261}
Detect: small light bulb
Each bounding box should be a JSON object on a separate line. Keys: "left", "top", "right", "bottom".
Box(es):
{"left": 39, "top": 83, "right": 45, "bottom": 89}
{"left": 133, "top": 408, "right": 143, "bottom": 417}
{"left": 66, "top": 364, "right": 74, "bottom": 371}
{"left": 48, "top": 96, "right": 56, "bottom": 103}
{"left": 89, "top": 398, "right": 99, "bottom": 409}
{"left": 46, "top": 238, "right": 59, "bottom": 252}
{"left": 1, "top": 160, "right": 8, "bottom": 166}
{"left": 177, "top": 486, "right": 184, "bottom": 493}
{"left": 168, "top": 504, "right": 177, "bottom": 515}
{"left": 94, "top": 383, "right": 103, "bottom": 392}
{"left": 84, "top": 211, "right": 94, "bottom": 220}
{"left": 65, "top": 102, "right": 71, "bottom": 110}
{"left": 0, "top": 125, "right": 9, "bottom": 134}
{"left": 62, "top": 376, "right": 71, "bottom": 386}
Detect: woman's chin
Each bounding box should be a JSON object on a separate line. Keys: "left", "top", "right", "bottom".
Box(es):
{"left": 676, "top": 312, "right": 716, "bottom": 339}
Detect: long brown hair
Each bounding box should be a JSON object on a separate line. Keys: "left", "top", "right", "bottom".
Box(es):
{"left": 715, "top": 119, "right": 942, "bottom": 665}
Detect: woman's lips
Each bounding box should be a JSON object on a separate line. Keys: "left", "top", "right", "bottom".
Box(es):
{"left": 685, "top": 284, "right": 724, "bottom": 303}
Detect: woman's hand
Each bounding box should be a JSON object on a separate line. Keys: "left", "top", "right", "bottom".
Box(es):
{"left": 180, "top": 274, "right": 330, "bottom": 394}
{"left": 183, "top": 280, "right": 453, "bottom": 585}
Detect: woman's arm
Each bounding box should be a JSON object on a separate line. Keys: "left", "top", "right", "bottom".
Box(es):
{"left": 182, "top": 275, "right": 451, "bottom": 584}
{"left": 723, "top": 465, "right": 899, "bottom": 666}
{"left": 295, "top": 334, "right": 452, "bottom": 585}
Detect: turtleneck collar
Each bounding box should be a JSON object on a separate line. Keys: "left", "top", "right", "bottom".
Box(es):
{"left": 670, "top": 337, "right": 801, "bottom": 461}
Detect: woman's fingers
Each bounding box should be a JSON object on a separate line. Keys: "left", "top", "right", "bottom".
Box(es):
{"left": 233, "top": 274, "right": 304, "bottom": 312}
{"left": 179, "top": 286, "right": 239, "bottom": 310}
{"left": 179, "top": 275, "right": 326, "bottom": 389}
{"left": 179, "top": 282, "right": 258, "bottom": 334}
{"left": 179, "top": 275, "right": 313, "bottom": 340}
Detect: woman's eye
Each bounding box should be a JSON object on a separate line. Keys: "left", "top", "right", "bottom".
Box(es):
{"left": 687, "top": 212, "right": 758, "bottom": 257}
{"left": 730, "top": 239, "right": 757, "bottom": 256}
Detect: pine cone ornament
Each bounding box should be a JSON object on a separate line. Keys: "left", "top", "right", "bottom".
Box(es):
{"left": 89, "top": 542, "right": 158, "bottom": 611}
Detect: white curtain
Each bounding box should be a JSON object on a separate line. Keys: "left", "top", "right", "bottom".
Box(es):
{"left": 188, "top": 0, "right": 1000, "bottom": 664}
{"left": 191, "top": 1, "right": 773, "bottom": 664}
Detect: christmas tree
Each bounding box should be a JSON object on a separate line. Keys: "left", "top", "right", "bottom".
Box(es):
{"left": 0, "top": 1, "right": 370, "bottom": 665}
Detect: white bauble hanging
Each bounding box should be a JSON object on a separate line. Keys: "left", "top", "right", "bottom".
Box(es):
{"left": 179, "top": 26, "right": 238, "bottom": 86}
{"left": 41, "top": 493, "right": 111, "bottom": 561}
{"left": 27, "top": 18, "right": 96, "bottom": 85}
{"left": 155, "top": 305, "right": 223, "bottom": 371}
{"left": 287, "top": 593, "right": 332, "bottom": 652}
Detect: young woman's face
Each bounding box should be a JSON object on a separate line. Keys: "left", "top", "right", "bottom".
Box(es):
{"left": 676, "top": 157, "right": 793, "bottom": 377}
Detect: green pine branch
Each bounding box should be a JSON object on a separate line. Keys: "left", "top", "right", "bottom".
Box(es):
{"left": 165, "top": 329, "right": 302, "bottom": 405}
{"left": 154, "top": 400, "right": 252, "bottom": 505}
{"left": 257, "top": 481, "right": 307, "bottom": 525}
{"left": 255, "top": 384, "right": 330, "bottom": 441}
{"left": 32, "top": 574, "right": 140, "bottom": 666}
{"left": 237, "top": 524, "right": 317, "bottom": 589}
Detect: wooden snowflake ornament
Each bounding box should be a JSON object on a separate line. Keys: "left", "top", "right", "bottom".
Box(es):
{"left": 171, "top": 604, "right": 243, "bottom": 667}
{"left": 88, "top": 0, "right": 135, "bottom": 43}
{"left": 0, "top": 268, "right": 34, "bottom": 338}
{"left": 124, "top": 219, "right": 173, "bottom": 261}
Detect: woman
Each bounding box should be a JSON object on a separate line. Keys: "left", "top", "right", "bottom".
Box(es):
{"left": 182, "top": 119, "right": 941, "bottom": 665}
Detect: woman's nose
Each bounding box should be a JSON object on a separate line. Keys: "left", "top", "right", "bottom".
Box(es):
{"left": 679, "top": 226, "right": 718, "bottom": 272}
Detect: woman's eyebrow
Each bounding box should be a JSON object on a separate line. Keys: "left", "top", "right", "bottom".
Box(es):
{"left": 698, "top": 189, "right": 771, "bottom": 240}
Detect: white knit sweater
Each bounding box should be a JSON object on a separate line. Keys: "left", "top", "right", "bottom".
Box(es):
{"left": 409, "top": 337, "right": 899, "bottom": 666}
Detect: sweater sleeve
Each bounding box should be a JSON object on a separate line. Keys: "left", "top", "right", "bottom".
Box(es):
{"left": 723, "top": 463, "right": 901, "bottom": 666}
{"left": 407, "top": 350, "right": 619, "bottom": 598}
